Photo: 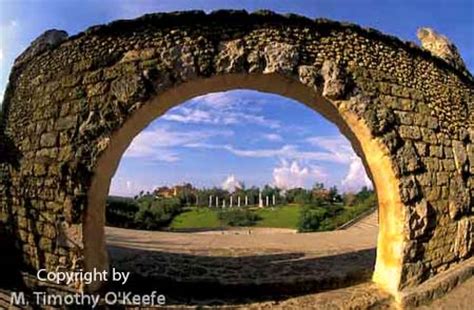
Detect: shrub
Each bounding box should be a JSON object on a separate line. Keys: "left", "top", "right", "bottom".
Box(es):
{"left": 106, "top": 197, "right": 139, "bottom": 228}
{"left": 297, "top": 206, "right": 328, "bottom": 232}
{"left": 106, "top": 195, "right": 184, "bottom": 230}
{"left": 218, "top": 209, "right": 261, "bottom": 226}
{"left": 134, "top": 197, "right": 182, "bottom": 229}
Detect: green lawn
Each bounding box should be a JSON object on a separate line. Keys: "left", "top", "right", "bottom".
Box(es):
{"left": 169, "top": 205, "right": 302, "bottom": 230}
{"left": 169, "top": 207, "right": 222, "bottom": 229}
{"left": 168, "top": 202, "right": 374, "bottom": 231}
{"left": 254, "top": 204, "right": 300, "bottom": 229}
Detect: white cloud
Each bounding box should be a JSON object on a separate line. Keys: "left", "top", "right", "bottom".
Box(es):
{"left": 192, "top": 92, "right": 236, "bottom": 110}
{"left": 262, "top": 133, "right": 283, "bottom": 142}
{"left": 124, "top": 126, "right": 233, "bottom": 162}
{"left": 162, "top": 92, "right": 281, "bottom": 129}
{"left": 221, "top": 174, "right": 243, "bottom": 192}
{"left": 272, "top": 160, "right": 327, "bottom": 190}
{"left": 109, "top": 177, "right": 155, "bottom": 197}
{"left": 161, "top": 107, "right": 213, "bottom": 124}
{"left": 123, "top": 127, "right": 372, "bottom": 192}
{"left": 185, "top": 143, "right": 349, "bottom": 163}
{"left": 341, "top": 156, "right": 373, "bottom": 193}
{"left": 306, "top": 135, "right": 355, "bottom": 164}
{"left": 306, "top": 135, "right": 373, "bottom": 192}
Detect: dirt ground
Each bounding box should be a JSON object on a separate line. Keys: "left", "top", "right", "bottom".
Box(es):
{"left": 106, "top": 210, "right": 378, "bottom": 257}
{"left": 105, "top": 210, "right": 473, "bottom": 309}
{"left": 106, "top": 212, "right": 379, "bottom": 305}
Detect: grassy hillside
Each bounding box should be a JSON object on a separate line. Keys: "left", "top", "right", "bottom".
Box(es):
{"left": 254, "top": 205, "right": 300, "bottom": 229}
{"left": 107, "top": 190, "right": 376, "bottom": 232}
{"left": 170, "top": 207, "right": 222, "bottom": 229}
{"left": 169, "top": 205, "right": 304, "bottom": 230}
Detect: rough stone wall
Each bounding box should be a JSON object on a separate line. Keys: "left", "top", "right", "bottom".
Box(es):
{"left": 0, "top": 10, "right": 472, "bottom": 294}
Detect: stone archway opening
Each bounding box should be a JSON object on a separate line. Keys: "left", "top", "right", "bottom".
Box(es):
{"left": 85, "top": 73, "right": 405, "bottom": 298}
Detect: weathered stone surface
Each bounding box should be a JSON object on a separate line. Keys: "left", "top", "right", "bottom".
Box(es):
{"left": 40, "top": 132, "right": 57, "bottom": 148}
{"left": 448, "top": 175, "right": 471, "bottom": 220}
{"left": 396, "top": 141, "right": 422, "bottom": 175}
{"left": 321, "top": 60, "right": 349, "bottom": 100}
{"left": 56, "top": 115, "right": 77, "bottom": 131}
{"left": 110, "top": 74, "right": 147, "bottom": 104}
{"left": 400, "top": 175, "right": 421, "bottom": 204}
{"left": 14, "top": 29, "right": 68, "bottom": 67}
{"left": 400, "top": 261, "right": 426, "bottom": 288}
{"left": 57, "top": 222, "right": 83, "bottom": 251}
{"left": 364, "top": 106, "right": 396, "bottom": 135}
{"left": 78, "top": 111, "right": 98, "bottom": 137}
{"left": 453, "top": 218, "right": 473, "bottom": 258}
{"left": 216, "top": 39, "right": 246, "bottom": 73}
{"left": 452, "top": 140, "right": 468, "bottom": 174}
{"left": 298, "top": 65, "right": 320, "bottom": 91}
{"left": 417, "top": 27, "right": 467, "bottom": 71}
{"left": 468, "top": 144, "right": 474, "bottom": 174}
{"left": 406, "top": 200, "right": 431, "bottom": 239}
{"left": 263, "top": 42, "right": 299, "bottom": 75}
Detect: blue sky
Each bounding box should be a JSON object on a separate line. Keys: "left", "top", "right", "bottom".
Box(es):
{"left": 1, "top": 1, "right": 472, "bottom": 196}
{"left": 112, "top": 90, "right": 372, "bottom": 195}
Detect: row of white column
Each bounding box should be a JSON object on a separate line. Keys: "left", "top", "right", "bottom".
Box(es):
{"left": 208, "top": 195, "right": 276, "bottom": 207}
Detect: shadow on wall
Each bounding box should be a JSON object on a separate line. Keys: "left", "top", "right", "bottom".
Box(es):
{"left": 0, "top": 224, "right": 24, "bottom": 290}
{"left": 0, "top": 131, "right": 25, "bottom": 290}
{"left": 107, "top": 245, "right": 376, "bottom": 305}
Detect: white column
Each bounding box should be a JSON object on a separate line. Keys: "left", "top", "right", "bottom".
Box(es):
{"left": 238, "top": 196, "right": 241, "bottom": 207}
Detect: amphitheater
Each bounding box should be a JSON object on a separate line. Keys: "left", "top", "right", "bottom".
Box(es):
{"left": 0, "top": 10, "right": 472, "bottom": 309}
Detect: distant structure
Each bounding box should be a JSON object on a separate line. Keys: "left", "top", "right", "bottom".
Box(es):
{"left": 154, "top": 183, "right": 195, "bottom": 198}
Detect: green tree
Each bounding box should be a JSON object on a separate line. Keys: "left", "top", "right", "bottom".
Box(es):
{"left": 313, "top": 182, "right": 324, "bottom": 190}
{"left": 286, "top": 188, "right": 309, "bottom": 204}
{"left": 134, "top": 196, "right": 183, "bottom": 229}
{"left": 328, "top": 186, "right": 342, "bottom": 203}
{"left": 298, "top": 206, "right": 328, "bottom": 232}
{"left": 356, "top": 186, "right": 373, "bottom": 201}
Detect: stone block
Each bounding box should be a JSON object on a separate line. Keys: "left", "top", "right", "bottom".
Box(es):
{"left": 264, "top": 42, "right": 299, "bottom": 75}
{"left": 40, "top": 132, "right": 58, "bottom": 148}
{"left": 429, "top": 145, "right": 443, "bottom": 158}
{"left": 399, "top": 125, "right": 421, "bottom": 140}
{"left": 400, "top": 175, "right": 421, "bottom": 203}
{"left": 453, "top": 218, "right": 473, "bottom": 258}
{"left": 56, "top": 115, "right": 78, "bottom": 131}
{"left": 452, "top": 140, "right": 468, "bottom": 174}
{"left": 321, "top": 60, "right": 349, "bottom": 99}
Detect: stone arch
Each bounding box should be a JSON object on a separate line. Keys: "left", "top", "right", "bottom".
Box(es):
{"left": 86, "top": 72, "right": 404, "bottom": 294}
{"left": 0, "top": 10, "right": 472, "bottom": 305}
